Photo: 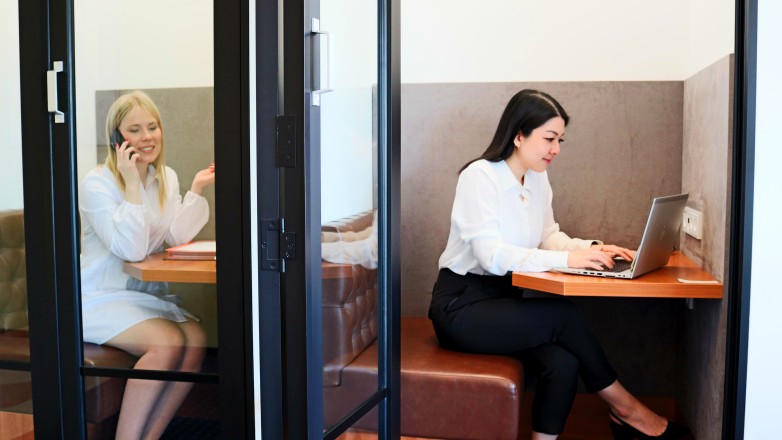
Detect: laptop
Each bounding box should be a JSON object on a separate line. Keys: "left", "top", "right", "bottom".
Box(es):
{"left": 553, "top": 193, "right": 689, "bottom": 279}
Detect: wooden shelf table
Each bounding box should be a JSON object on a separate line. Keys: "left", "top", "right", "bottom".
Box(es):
{"left": 512, "top": 251, "right": 723, "bottom": 299}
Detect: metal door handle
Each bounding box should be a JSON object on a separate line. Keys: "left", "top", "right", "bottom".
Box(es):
{"left": 311, "top": 18, "right": 333, "bottom": 106}
{"left": 47, "top": 61, "right": 65, "bottom": 123}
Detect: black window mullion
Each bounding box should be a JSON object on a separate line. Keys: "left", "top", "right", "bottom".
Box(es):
{"left": 255, "top": 0, "right": 285, "bottom": 438}
{"left": 376, "top": 0, "right": 401, "bottom": 438}
{"left": 215, "top": 0, "right": 255, "bottom": 438}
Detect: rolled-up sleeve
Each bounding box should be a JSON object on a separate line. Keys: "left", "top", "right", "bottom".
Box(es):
{"left": 165, "top": 186, "right": 210, "bottom": 246}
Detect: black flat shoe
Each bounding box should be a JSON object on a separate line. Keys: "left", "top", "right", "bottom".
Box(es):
{"left": 609, "top": 410, "right": 690, "bottom": 439}
{"left": 609, "top": 417, "right": 634, "bottom": 440}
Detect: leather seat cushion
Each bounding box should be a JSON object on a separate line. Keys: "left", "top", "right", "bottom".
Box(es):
{"left": 324, "top": 316, "right": 524, "bottom": 440}
{"left": 0, "top": 330, "right": 137, "bottom": 422}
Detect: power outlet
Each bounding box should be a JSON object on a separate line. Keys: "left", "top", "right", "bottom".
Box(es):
{"left": 683, "top": 207, "right": 703, "bottom": 239}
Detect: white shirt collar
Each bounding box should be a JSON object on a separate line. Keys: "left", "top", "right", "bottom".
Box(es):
{"left": 144, "top": 165, "right": 161, "bottom": 186}
{"left": 499, "top": 160, "right": 523, "bottom": 192}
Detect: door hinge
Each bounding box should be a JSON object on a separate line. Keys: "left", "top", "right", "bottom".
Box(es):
{"left": 261, "top": 218, "right": 296, "bottom": 272}
{"left": 276, "top": 115, "right": 296, "bottom": 168}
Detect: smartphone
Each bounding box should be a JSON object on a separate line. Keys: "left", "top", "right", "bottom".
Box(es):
{"left": 110, "top": 129, "right": 134, "bottom": 157}
{"left": 110, "top": 128, "right": 125, "bottom": 147}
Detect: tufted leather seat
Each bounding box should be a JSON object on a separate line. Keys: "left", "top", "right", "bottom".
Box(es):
{"left": 0, "top": 209, "right": 136, "bottom": 430}
{"left": 0, "top": 210, "right": 27, "bottom": 332}
{"left": 321, "top": 211, "right": 379, "bottom": 388}
{"left": 322, "top": 211, "right": 525, "bottom": 439}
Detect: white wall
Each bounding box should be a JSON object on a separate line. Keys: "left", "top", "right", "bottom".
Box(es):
{"left": 73, "top": 0, "right": 213, "bottom": 182}
{"left": 687, "top": 0, "right": 736, "bottom": 76}
{"left": 744, "top": 1, "right": 782, "bottom": 437}
{"left": 0, "top": 0, "right": 24, "bottom": 210}
{"left": 401, "top": 0, "right": 733, "bottom": 83}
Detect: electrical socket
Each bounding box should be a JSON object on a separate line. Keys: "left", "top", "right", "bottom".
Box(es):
{"left": 683, "top": 207, "right": 703, "bottom": 239}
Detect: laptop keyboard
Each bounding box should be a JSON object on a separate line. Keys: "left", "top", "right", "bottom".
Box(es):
{"left": 602, "top": 259, "right": 632, "bottom": 273}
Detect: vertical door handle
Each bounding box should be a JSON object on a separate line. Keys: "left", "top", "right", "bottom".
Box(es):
{"left": 47, "top": 61, "right": 65, "bottom": 123}
{"left": 311, "top": 18, "right": 333, "bottom": 106}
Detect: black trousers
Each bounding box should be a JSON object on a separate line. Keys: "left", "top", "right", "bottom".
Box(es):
{"left": 428, "top": 268, "right": 617, "bottom": 435}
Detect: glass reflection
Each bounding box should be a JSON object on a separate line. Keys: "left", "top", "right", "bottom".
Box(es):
{"left": 319, "top": 0, "right": 380, "bottom": 431}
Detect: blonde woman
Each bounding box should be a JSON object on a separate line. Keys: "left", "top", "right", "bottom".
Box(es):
{"left": 79, "top": 91, "right": 214, "bottom": 439}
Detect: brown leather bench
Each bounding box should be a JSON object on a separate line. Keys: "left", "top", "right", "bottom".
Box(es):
{"left": 322, "top": 211, "right": 525, "bottom": 439}
{"left": 0, "top": 209, "right": 136, "bottom": 435}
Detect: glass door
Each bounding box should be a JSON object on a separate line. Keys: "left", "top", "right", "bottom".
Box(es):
{"left": 17, "top": 0, "right": 256, "bottom": 438}
{"left": 0, "top": 2, "right": 34, "bottom": 437}
{"left": 278, "top": 0, "right": 400, "bottom": 437}
{"left": 317, "top": 0, "right": 381, "bottom": 433}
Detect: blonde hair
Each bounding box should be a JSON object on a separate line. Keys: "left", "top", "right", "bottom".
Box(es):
{"left": 104, "top": 91, "right": 168, "bottom": 208}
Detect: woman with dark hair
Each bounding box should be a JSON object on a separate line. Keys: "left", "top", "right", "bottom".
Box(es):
{"left": 429, "top": 89, "right": 688, "bottom": 439}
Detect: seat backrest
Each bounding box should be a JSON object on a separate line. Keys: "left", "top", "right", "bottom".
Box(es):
{"left": 0, "top": 210, "right": 27, "bottom": 332}
{"left": 321, "top": 211, "right": 378, "bottom": 387}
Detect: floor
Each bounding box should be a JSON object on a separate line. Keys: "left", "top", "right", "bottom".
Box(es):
{"left": 338, "top": 394, "right": 683, "bottom": 440}
{"left": 0, "top": 381, "right": 222, "bottom": 440}
{"left": 0, "top": 412, "right": 34, "bottom": 440}
{"left": 2, "top": 394, "right": 685, "bottom": 439}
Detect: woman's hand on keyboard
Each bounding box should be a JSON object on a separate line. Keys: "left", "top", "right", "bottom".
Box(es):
{"left": 590, "top": 243, "right": 635, "bottom": 262}
{"left": 567, "top": 249, "right": 617, "bottom": 270}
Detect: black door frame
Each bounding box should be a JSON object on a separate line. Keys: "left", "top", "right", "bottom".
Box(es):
{"left": 215, "top": 0, "right": 256, "bottom": 438}
{"left": 255, "top": 0, "right": 285, "bottom": 438}
{"left": 722, "top": 0, "right": 756, "bottom": 438}
{"left": 17, "top": 0, "right": 255, "bottom": 438}
{"left": 19, "top": 0, "right": 85, "bottom": 437}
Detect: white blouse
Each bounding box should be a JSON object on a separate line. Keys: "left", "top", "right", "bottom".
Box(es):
{"left": 439, "top": 159, "right": 597, "bottom": 276}
{"left": 79, "top": 165, "right": 209, "bottom": 344}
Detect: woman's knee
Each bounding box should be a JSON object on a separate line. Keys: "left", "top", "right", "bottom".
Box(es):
{"left": 180, "top": 321, "right": 207, "bottom": 348}
{"left": 549, "top": 297, "right": 579, "bottom": 317}
{"left": 146, "top": 325, "right": 187, "bottom": 363}
{"left": 547, "top": 298, "right": 587, "bottom": 333}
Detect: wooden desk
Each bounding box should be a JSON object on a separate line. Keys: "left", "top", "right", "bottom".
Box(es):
{"left": 512, "top": 252, "right": 722, "bottom": 298}
{"left": 124, "top": 253, "right": 356, "bottom": 284}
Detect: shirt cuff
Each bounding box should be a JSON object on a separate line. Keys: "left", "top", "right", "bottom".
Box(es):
{"left": 184, "top": 191, "right": 207, "bottom": 203}
{"left": 536, "top": 249, "right": 569, "bottom": 269}
{"left": 575, "top": 238, "right": 602, "bottom": 249}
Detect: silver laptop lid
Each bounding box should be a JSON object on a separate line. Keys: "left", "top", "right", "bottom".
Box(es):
{"left": 630, "top": 193, "right": 689, "bottom": 277}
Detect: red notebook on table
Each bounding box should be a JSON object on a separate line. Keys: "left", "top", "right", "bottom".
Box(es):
{"left": 165, "top": 241, "right": 216, "bottom": 261}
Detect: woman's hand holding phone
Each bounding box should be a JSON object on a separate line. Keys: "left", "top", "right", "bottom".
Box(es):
{"left": 113, "top": 133, "right": 142, "bottom": 203}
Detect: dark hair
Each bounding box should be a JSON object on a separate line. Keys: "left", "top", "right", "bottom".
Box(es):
{"left": 460, "top": 89, "right": 570, "bottom": 172}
